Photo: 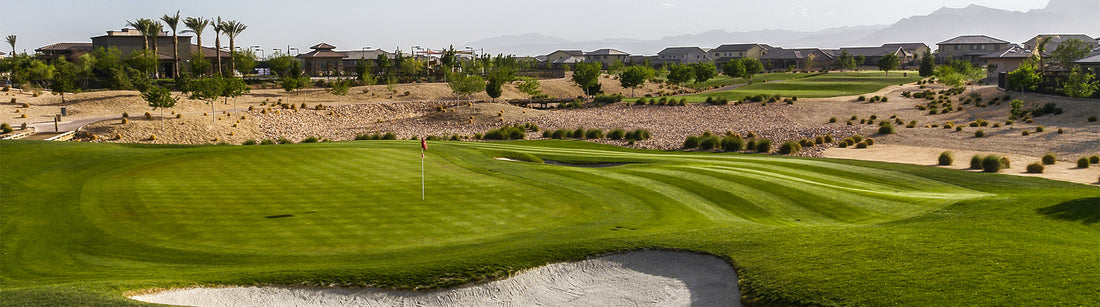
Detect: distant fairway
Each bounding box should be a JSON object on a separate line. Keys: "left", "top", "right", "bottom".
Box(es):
{"left": 2, "top": 140, "right": 1097, "bottom": 306}
{"left": 677, "top": 71, "right": 922, "bottom": 102}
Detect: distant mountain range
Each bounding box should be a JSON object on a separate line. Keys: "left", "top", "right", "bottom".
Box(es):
{"left": 464, "top": 0, "right": 1099, "bottom": 56}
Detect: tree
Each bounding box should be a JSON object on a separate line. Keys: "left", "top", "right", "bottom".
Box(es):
{"left": 233, "top": 50, "right": 256, "bottom": 76}
{"left": 918, "top": 52, "right": 935, "bottom": 77}
{"left": 1032, "top": 35, "right": 1054, "bottom": 75}
{"left": 1050, "top": 39, "right": 1092, "bottom": 70}
{"left": 666, "top": 63, "right": 694, "bottom": 85}
{"left": 221, "top": 76, "right": 249, "bottom": 115}
{"left": 691, "top": 62, "right": 717, "bottom": 84}
{"left": 447, "top": 72, "right": 483, "bottom": 101}
{"left": 182, "top": 17, "right": 210, "bottom": 75}
{"left": 267, "top": 55, "right": 298, "bottom": 77}
{"left": 5, "top": 34, "right": 14, "bottom": 55}
{"left": 1063, "top": 68, "right": 1098, "bottom": 98}
{"left": 50, "top": 58, "right": 78, "bottom": 103}
{"left": 854, "top": 55, "right": 866, "bottom": 71}
{"left": 722, "top": 59, "right": 745, "bottom": 80}
{"left": 485, "top": 66, "right": 513, "bottom": 102}
{"left": 125, "top": 19, "right": 155, "bottom": 51}
{"left": 834, "top": 50, "right": 856, "bottom": 72}
{"left": 142, "top": 85, "right": 177, "bottom": 130}
{"left": 608, "top": 59, "right": 624, "bottom": 73}
{"left": 212, "top": 17, "right": 225, "bottom": 76}
{"left": 24, "top": 60, "right": 55, "bottom": 89}
{"left": 221, "top": 19, "right": 247, "bottom": 76}
{"left": 572, "top": 62, "right": 602, "bottom": 96}
{"left": 1006, "top": 61, "right": 1040, "bottom": 92}
{"left": 148, "top": 21, "right": 163, "bottom": 78}
{"left": 160, "top": 11, "right": 181, "bottom": 78}
{"left": 375, "top": 53, "right": 391, "bottom": 77}
{"left": 878, "top": 53, "right": 900, "bottom": 76}
{"left": 804, "top": 53, "right": 816, "bottom": 72}
{"left": 517, "top": 77, "right": 543, "bottom": 98}
{"left": 329, "top": 79, "right": 351, "bottom": 96}
{"left": 189, "top": 53, "right": 212, "bottom": 77}
{"left": 184, "top": 77, "right": 224, "bottom": 123}
{"left": 440, "top": 45, "right": 457, "bottom": 70}
{"left": 619, "top": 65, "right": 654, "bottom": 97}
{"left": 742, "top": 58, "right": 763, "bottom": 83}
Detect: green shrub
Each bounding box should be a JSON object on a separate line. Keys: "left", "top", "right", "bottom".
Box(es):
{"left": 857, "top": 96, "right": 866, "bottom": 101}
{"left": 699, "top": 136, "right": 721, "bottom": 150}
{"left": 683, "top": 136, "right": 701, "bottom": 149}
{"left": 864, "top": 138, "right": 875, "bottom": 146}
{"left": 754, "top": 139, "right": 772, "bottom": 153}
{"left": 970, "top": 155, "right": 983, "bottom": 169}
{"left": 721, "top": 136, "right": 745, "bottom": 151}
{"left": 938, "top": 151, "right": 953, "bottom": 166}
{"left": 1036, "top": 126, "right": 1045, "bottom": 132}
{"left": 1090, "top": 155, "right": 1100, "bottom": 164}
{"left": 1026, "top": 163, "right": 1044, "bottom": 174}
{"left": 814, "top": 136, "right": 825, "bottom": 144}
{"left": 0, "top": 123, "right": 12, "bottom": 134}
{"left": 608, "top": 129, "right": 626, "bottom": 140}
{"left": 779, "top": 141, "right": 802, "bottom": 154}
{"left": 851, "top": 135, "right": 863, "bottom": 143}
{"left": 573, "top": 128, "right": 586, "bottom": 139}
{"left": 1078, "top": 157, "right": 1091, "bottom": 168}
{"left": 981, "top": 155, "right": 1007, "bottom": 172}
{"left": 628, "top": 129, "right": 651, "bottom": 141}
{"left": 550, "top": 129, "right": 568, "bottom": 139}
{"left": 855, "top": 142, "right": 868, "bottom": 148}
{"left": 877, "top": 123, "right": 896, "bottom": 135}
{"left": 277, "top": 137, "right": 293, "bottom": 144}
{"left": 1022, "top": 130, "right": 1030, "bottom": 136}
{"left": 241, "top": 139, "right": 258, "bottom": 145}
{"left": 1089, "top": 116, "right": 1097, "bottom": 122}
{"left": 260, "top": 139, "right": 276, "bottom": 145}
{"left": 382, "top": 132, "right": 397, "bottom": 140}
{"left": 594, "top": 94, "right": 624, "bottom": 104}
{"left": 585, "top": 129, "right": 604, "bottom": 139}
{"left": 301, "top": 136, "right": 320, "bottom": 143}
{"left": 974, "top": 130, "right": 985, "bottom": 138}
{"left": 824, "top": 135, "right": 834, "bottom": 143}
{"left": 1042, "top": 153, "right": 1057, "bottom": 165}
{"left": 829, "top": 117, "right": 837, "bottom": 123}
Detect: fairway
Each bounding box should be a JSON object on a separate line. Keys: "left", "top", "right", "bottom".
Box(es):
{"left": 683, "top": 71, "right": 922, "bottom": 102}
{"left": 2, "top": 140, "right": 1098, "bottom": 306}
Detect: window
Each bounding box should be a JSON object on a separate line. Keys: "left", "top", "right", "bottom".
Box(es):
{"left": 955, "top": 45, "right": 962, "bottom": 50}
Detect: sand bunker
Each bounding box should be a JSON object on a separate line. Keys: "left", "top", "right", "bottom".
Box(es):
{"left": 130, "top": 251, "right": 741, "bottom": 306}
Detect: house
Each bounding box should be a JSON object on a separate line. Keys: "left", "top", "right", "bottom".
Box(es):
{"left": 838, "top": 46, "right": 907, "bottom": 68}
{"left": 34, "top": 43, "right": 93, "bottom": 61}
{"left": 657, "top": 47, "right": 712, "bottom": 64}
{"left": 759, "top": 48, "right": 834, "bottom": 71}
{"left": 979, "top": 45, "right": 1032, "bottom": 78}
{"left": 337, "top": 49, "right": 396, "bottom": 75}
{"left": 584, "top": 49, "right": 629, "bottom": 68}
{"left": 1024, "top": 34, "right": 1098, "bottom": 52}
{"left": 544, "top": 50, "right": 584, "bottom": 69}
{"left": 881, "top": 43, "right": 931, "bottom": 64}
{"left": 936, "top": 35, "right": 1011, "bottom": 63}
{"left": 296, "top": 43, "right": 347, "bottom": 76}
{"left": 91, "top": 28, "right": 195, "bottom": 77}
{"left": 189, "top": 45, "right": 234, "bottom": 73}
{"left": 709, "top": 44, "right": 770, "bottom": 65}
{"left": 1075, "top": 53, "right": 1100, "bottom": 72}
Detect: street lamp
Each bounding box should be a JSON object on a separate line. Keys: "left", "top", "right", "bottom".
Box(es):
{"left": 289, "top": 47, "right": 299, "bottom": 55}
{"left": 361, "top": 46, "right": 371, "bottom": 59}
{"left": 251, "top": 45, "right": 263, "bottom": 60}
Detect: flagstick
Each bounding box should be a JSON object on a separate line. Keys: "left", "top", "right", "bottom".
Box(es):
{"left": 421, "top": 147, "right": 425, "bottom": 201}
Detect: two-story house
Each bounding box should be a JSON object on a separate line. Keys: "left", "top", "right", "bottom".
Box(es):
{"left": 657, "top": 47, "right": 712, "bottom": 65}
{"left": 880, "top": 43, "right": 931, "bottom": 64}
{"left": 584, "top": 49, "right": 629, "bottom": 68}
{"left": 709, "top": 44, "right": 770, "bottom": 66}
{"left": 936, "top": 35, "right": 1011, "bottom": 63}
{"left": 838, "top": 46, "right": 907, "bottom": 68}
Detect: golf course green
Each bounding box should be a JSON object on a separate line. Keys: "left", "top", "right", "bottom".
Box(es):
{"left": 680, "top": 71, "right": 923, "bottom": 102}
{"left": 2, "top": 140, "right": 1097, "bottom": 305}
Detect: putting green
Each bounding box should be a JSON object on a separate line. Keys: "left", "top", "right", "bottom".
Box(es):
{"left": 2, "top": 140, "right": 1097, "bottom": 306}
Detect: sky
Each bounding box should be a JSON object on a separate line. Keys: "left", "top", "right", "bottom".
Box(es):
{"left": 1, "top": 0, "right": 1049, "bottom": 56}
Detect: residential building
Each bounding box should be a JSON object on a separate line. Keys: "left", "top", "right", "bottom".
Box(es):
{"left": 545, "top": 50, "right": 584, "bottom": 64}
{"left": 979, "top": 45, "right": 1032, "bottom": 78}
{"left": 710, "top": 44, "right": 770, "bottom": 65}
{"left": 936, "top": 35, "right": 1011, "bottom": 63}
{"left": 91, "top": 28, "right": 195, "bottom": 77}
{"left": 34, "top": 43, "right": 93, "bottom": 61}
{"left": 584, "top": 49, "right": 629, "bottom": 68}
{"left": 1075, "top": 53, "right": 1100, "bottom": 72}
{"left": 881, "top": 43, "right": 931, "bottom": 64}
{"left": 1024, "top": 34, "right": 1098, "bottom": 52}
{"left": 657, "top": 47, "right": 712, "bottom": 64}
{"left": 839, "top": 46, "right": 907, "bottom": 67}
{"left": 337, "top": 49, "right": 396, "bottom": 75}
{"left": 760, "top": 48, "right": 834, "bottom": 71}
{"left": 296, "top": 43, "right": 347, "bottom": 76}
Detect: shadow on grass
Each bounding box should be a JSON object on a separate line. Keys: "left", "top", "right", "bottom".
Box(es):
{"left": 1037, "top": 197, "right": 1100, "bottom": 224}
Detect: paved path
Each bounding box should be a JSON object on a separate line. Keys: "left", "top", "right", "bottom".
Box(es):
{"left": 28, "top": 116, "right": 118, "bottom": 133}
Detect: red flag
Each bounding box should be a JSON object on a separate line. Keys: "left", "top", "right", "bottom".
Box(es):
{"left": 421, "top": 138, "right": 427, "bottom": 150}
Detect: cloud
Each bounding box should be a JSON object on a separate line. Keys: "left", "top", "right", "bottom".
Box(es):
{"left": 788, "top": 5, "right": 809, "bottom": 17}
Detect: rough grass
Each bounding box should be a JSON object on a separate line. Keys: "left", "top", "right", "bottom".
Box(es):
{"left": 1, "top": 140, "right": 1098, "bottom": 306}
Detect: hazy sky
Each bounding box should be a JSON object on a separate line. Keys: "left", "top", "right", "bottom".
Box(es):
{"left": 2, "top": 0, "right": 1049, "bottom": 55}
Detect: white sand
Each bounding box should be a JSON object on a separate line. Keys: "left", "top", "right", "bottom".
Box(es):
{"left": 130, "top": 251, "right": 741, "bottom": 307}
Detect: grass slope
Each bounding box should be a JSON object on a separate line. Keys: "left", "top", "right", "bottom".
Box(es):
{"left": 681, "top": 71, "right": 921, "bottom": 102}
{"left": 1, "top": 140, "right": 1097, "bottom": 306}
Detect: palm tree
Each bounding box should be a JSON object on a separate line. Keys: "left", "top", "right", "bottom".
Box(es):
{"left": 212, "top": 17, "right": 225, "bottom": 77}
{"left": 1033, "top": 35, "right": 1056, "bottom": 75}
{"left": 5, "top": 35, "right": 15, "bottom": 55}
{"left": 125, "top": 18, "right": 155, "bottom": 50}
{"left": 221, "top": 20, "right": 247, "bottom": 76}
{"left": 182, "top": 17, "right": 210, "bottom": 76}
{"left": 149, "top": 21, "right": 164, "bottom": 78}
{"left": 161, "top": 11, "right": 181, "bottom": 78}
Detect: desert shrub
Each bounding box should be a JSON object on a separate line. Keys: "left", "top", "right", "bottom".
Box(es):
{"left": 550, "top": 129, "right": 569, "bottom": 139}
{"left": 1078, "top": 157, "right": 1091, "bottom": 168}
{"left": 1089, "top": 116, "right": 1097, "bottom": 122}
{"left": 881, "top": 97, "right": 888, "bottom": 102}
{"left": 1022, "top": 130, "right": 1030, "bottom": 136}
{"left": 857, "top": 96, "right": 866, "bottom": 101}
{"left": 573, "top": 128, "right": 587, "bottom": 139}
{"left": 498, "top": 151, "right": 544, "bottom": 164}
{"left": 829, "top": 117, "right": 837, "bottom": 123}
{"left": 938, "top": 151, "right": 954, "bottom": 166}
{"left": 585, "top": 129, "right": 604, "bottom": 139}
{"left": 594, "top": 94, "right": 623, "bottom": 104}
{"left": 683, "top": 136, "right": 701, "bottom": 149}
{"left": 259, "top": 139, "right": 275, "bottom": 145}
{"left": 814, "top": 136, "right": 825, "bottom": 144}
{"left": 1042, "top": 153, "right": 1057, "bottom": 165}
{"left": 851, "top": 135, "right": 863, "bottom": 143}
{"left": 425, "top": 135, "right": 443, "bottom": 141}
{"left": 699, "top": 136, "right": 721, "bottom": 150}
{"left": 754, "top": 139, "right": 772, "bottom": 153}
{"left": 779, "top": 141, "right": 802, "bottom": 154}
{"left": 627, "top": 129, "right": 651, "bottom": 141}
{"left": 382, "top": 132, "right": 397, "bottom": 140}
{"left": 1026, "top": 163, "right": 1044, "bottom": 173}
{"left": 981, "top": 155, "right": 1007, "bottom": 172}
{"left": 721, "top": 136, "right": 745, "bottom": 151}
{"left": 122, "top": 112, "right": 129, "bottom": 118}
{"left": 1090, "top": 155, "right": 1100, "bottom": 164}
{"left": 241, "top": 139, "right": 258, "bottom": 145}
{"left": 121, "top": 118, "right": 129, "bottom": 124}
{"left": 276, "top": 137, "right": 293, "bottom": 144}
{"left": 0, "top": 123, "right": 12, "bottom": 134}
{"left": 970, "top": 155, "right": 983, "bottom": 169}
{"left": 864, "top": 138, "right": 875, "bottom": 146}
{"left": 1057, "top": 128, "right": 1064, "bottom": 134}
{"left": 634, "top": 99, "right": 647, "bottom": 106}
{"left": 608, "top": 129, "right": 626, "bottom": 140}
{"left": 837, "top": 141, "right": 848, "bottom": 148}
{"left": 824, "top": 135, "right": 834, "bottom": 143}
{"left": 855, "top": 142, "right": 868, "bottom": 148}
{"left": 799, "top": 139, "right": 815, "bottom": 147}
{"left": 877, "top": 123, "right": 896, "bottom": 134}
{"left": 1036, "top": 126, "right": 1045, "bottom": 132}
{"left": 301, "top": 136, "right": 320, "bottom": 143}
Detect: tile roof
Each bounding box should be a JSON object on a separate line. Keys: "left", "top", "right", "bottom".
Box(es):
{"left": 190, "top": 45, "right": 231, "bottom": 58}
{"left": 979, "top": 46, "right": 1033, "bottom": 59}
{"left": 839, "top": 46, "right": 904, "bottom": 57}
{"left": 297, "top": 50, "right": 348, "bottom": 58}
{"left": 549, "top": 50, "right": 584, "bottom": 57}
{"left": 309, "top": 43, "right": 337, "bottom": 50}
{"left": 585, "top": 48, "right": 629, "bottom": 56}
{"left": 551, "top": 56, "right": 585, "bottom": 64}
{"left": 35, "top": 43, "right": 93, "bottom": 52}
{"left": 337, "top": 49, "right": 396, "bottom": 59}
{"left": 937, "top": 35, "right": 1010, "bottom": 45}
{"left": 712, "top": 44, "right": 765, "bottom": 52}
{"left": 1076, "top": 53, "right": 1100, "bottom": 64}
{"left": 760, "top": 48, "right": 833, "bottom": 60}
{"left": 881, "top": 43, "right": 929, "bottom": 50}
{"left": 658, "top": 47, "right": 707, "bottom": 54}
